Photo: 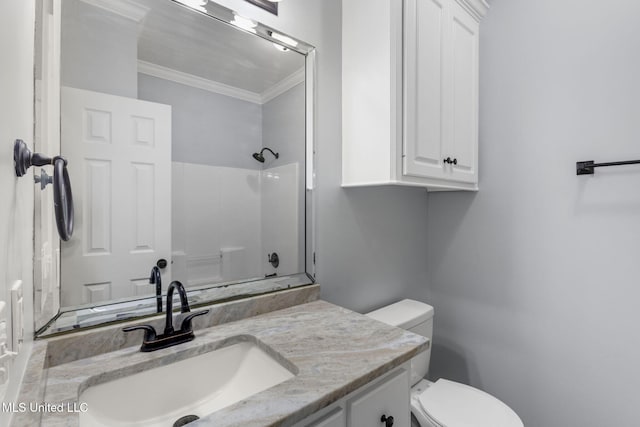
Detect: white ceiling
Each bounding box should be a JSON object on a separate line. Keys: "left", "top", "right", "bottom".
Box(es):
{"left": 135, "top": 0, "right": 305, "bottom": 94}
{"left": 74, "top": 0, "right": 305, "bottom": 94}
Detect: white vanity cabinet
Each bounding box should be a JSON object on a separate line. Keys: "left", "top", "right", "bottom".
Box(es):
{"left": 342, "top": 0, "right": 488, "bottom": 191}
{"left": 295, "top": 367, "right": 410, "bottom": 427}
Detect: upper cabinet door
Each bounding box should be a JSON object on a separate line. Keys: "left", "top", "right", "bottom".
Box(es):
{"left": 449, "top": 0, "right": 479, "bottom": 184}
{"left": 404, "top": 0, "right": 479, "bottom": 184}
{"left": 342, "top": 0, "right": 486, "bottom": 190}
{"left": 403, "top": 0, "right": 448, "bottom": 180}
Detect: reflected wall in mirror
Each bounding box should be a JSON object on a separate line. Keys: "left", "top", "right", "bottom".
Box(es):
{"left": 33, "top": 0, "right": 315, "bottom": 334}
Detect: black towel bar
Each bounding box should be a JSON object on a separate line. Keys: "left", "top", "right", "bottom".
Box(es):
{"left": 576, "top": 159, "right": 640, "bottom": 175}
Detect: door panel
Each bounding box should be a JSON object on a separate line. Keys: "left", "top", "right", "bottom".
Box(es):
{"left": 61, "top": 87, "right": 171, "bottom": 306}
{"left": 403, "top": 0, "right": 447, "bottom": 179}
{"left": 449, "top": 0, "right": 479, "bottom": 183}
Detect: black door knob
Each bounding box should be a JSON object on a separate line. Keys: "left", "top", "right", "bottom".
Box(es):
{"left": 381, "top": 414, "right": 394, "bottom": 427}
{"left": 268, "top": 252, "right": 279, "bottom": 268}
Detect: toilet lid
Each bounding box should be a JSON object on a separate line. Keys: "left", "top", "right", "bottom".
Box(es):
{"left": 417, "top": 379, "right": 523, "bottom": 427}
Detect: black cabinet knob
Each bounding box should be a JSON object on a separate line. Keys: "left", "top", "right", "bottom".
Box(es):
{"left": 381, "top": 414, "right": 394, "bottom": 427}
{"left": 156, "top": 258, "right": 168, "bottom": 269}
{"left": 453, "top": 158, "right": 458, "bottom": 165}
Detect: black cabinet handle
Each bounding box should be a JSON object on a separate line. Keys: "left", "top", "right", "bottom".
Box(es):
{"left": 381, "top": 414, "right": 394, "bottom": 427}
{"left": 443, "top": 157, "right": 459, "bottom": 165}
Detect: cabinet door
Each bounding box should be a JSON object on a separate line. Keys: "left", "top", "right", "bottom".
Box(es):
{"left": 348, "top": 369, "right": 410, "bottom": 427}
{"left": 448, "top": 0, "right": 479, "bottom": 183}
{"left": 403, "top": 0, "right": 448, "bottom": 180}
{"left": 306, "top": 407, "right": 346, "bottom": 427}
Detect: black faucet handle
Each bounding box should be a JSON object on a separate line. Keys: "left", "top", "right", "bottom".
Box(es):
{"left": 123, "top": 325, "right": 157, "bottom": 342}
{"left": 179, "top": 309, "right": 209, "bottom": 333}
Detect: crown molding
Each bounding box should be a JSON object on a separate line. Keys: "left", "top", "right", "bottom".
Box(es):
{"left": 454, "top": 0, "right": 490, "bottom": 21}
{"left": 261, "top": 68, "right": 305, "bottom": 104}
{"left": 138, "top": 60, "right": 262, "bottom": 104}
{"left": 78, "top": 0, "right": 150, "bottom": 22}
{"left": 138, "top": 61, "right": 305, "bottom": 105}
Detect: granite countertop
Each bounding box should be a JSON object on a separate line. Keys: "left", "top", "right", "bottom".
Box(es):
{"left": 19, "top": 300, "right": 427, "bottom": 426}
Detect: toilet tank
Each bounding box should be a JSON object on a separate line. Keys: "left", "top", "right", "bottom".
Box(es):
{"left": 366, "top": 299, "right": 434, "bottom": 386}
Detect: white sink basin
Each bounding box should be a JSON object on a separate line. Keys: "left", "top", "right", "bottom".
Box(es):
{"left": 79, "top": 340, "right": 295, "bottom": 426}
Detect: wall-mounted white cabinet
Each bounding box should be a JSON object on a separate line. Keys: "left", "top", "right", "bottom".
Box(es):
{"left": 342, "top": 0, "right": 488, "bottom": 191}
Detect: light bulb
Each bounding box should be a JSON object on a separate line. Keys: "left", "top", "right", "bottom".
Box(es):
{"left": 231, "top": 14, "right": 257, "bottom": 33}
{"left": 269, "top": 31, "right": 298, "bottom": 47}
{"left": 176, "top": 0, "right": 208, "bottom": 11}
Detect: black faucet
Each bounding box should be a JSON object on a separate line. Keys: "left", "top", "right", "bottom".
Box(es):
{"left": 164, "top": 280, "right": 191, "bottom": 334}
{"left": 149, "top": 266, "right": 162, "bottom": 313}
{"left": 123, "top": 281, "right": 209, "bottom": 352}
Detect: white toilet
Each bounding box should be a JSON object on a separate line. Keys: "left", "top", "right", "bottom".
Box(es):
{"left": 366, "top": 299, "right": 524, "bottom": 427}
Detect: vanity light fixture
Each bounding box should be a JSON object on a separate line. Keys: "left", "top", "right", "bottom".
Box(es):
{"left": 268, "top": 30, "right": 298, "bottom": 47}
{"left": 243, "top": 0, "right": 279, "bottom": 15}
{"left": 231, "top": 14, "right": 258, "bottom": 33}
{"left": 175, "top": 0, "right": 208, "bottom": 12}
{"left": 273, "top": 43, "right": 289, "bottom": 52}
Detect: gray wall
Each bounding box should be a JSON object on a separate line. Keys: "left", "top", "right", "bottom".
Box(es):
{"left": 61, "top": 0, "right": 138, "bottom": 98}
{"left": 0, "top": 0, "right": 35, "bottom": 421}
{"left": 262, "top": 82, "right": 306, "bottom": 170}
{"left": 213, "top": 0, "right": 429, "bottom": 311}
{"left": 305, "top": 2, "right": 428, "bottom": 312}
{"left": 426, "top": 0, "right": 640, "bottom": 426}
{"left": 138, "top": 74, "right": 263, "bottom": 169}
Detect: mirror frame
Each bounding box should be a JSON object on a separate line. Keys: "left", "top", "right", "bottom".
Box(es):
{"left": 34, "top": 0, "right": 317, "bottom": 337}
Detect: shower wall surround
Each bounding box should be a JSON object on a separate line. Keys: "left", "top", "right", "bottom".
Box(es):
{"left": 172, "top": 161, "right": 300, "bottom": 287}
{"left": 172, "top": 162, "right": 262, "bottom": 286}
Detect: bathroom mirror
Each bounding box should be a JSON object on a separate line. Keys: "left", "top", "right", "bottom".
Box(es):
{"left": 33, "top": 0, "right": 315, "bottom": 336}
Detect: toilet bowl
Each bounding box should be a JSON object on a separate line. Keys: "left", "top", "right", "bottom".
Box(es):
{"left": 366, "top": 299, "right": 523, "bottom": 427}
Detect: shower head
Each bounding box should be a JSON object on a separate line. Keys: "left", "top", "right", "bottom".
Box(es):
{"left": 252, "top": 147, "right": 279, "bottom": 163}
